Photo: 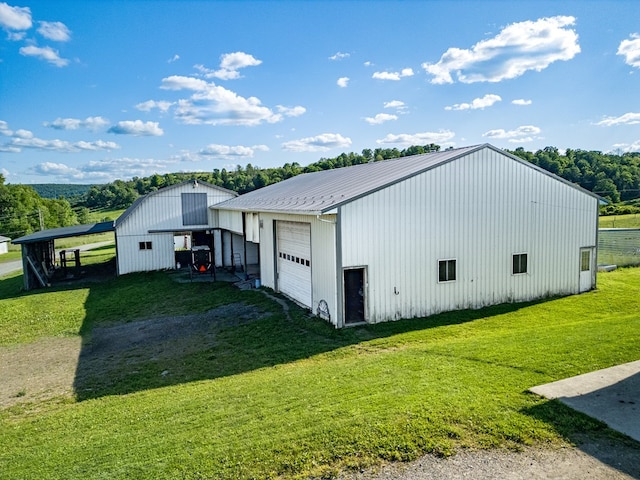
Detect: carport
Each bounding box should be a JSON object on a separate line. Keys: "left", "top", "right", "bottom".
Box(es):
{"left": 12, "top": 221, "right": 115, "bottom": 291}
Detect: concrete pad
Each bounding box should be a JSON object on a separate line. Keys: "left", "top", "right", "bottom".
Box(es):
{"left": 530, "top": 360, "right": 640, "bottom": 443}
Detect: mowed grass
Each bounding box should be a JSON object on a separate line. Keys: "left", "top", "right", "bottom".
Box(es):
{"left": 0, "top": 268, "right": 639, "bottom": 479}
{"left": 599, "top": 213, "right": 640, "bottom": 228}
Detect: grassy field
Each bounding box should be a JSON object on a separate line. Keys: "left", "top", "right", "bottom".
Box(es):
{"left": 599, "top": 213, "right": 640, "bottom": 228}
{"left": 0, "top": 266, "right": 639, "bottom": 478}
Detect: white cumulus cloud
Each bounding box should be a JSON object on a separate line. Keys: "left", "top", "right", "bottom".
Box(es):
{"left": 45, "top": 116, "right": 110, "bottom": 131}
{"left": 329, "top": 52, "right": 350, "bottom": 61}
{"left": 199, "top": 143, "right": 269, "bottom": 159}
{"left": 0, "top": 2, "right": 31, "bottom": 31}
{"left": 364, "top": 113, "right": 398, "bottom": 125}
{"left": 384, "top": 100, "right": 405, "bottom": 109}
{"left": 0, "top": 120, "right": 13, "bottom": 136}
{"left": 376, "top": 130, "right": 455, "bottom": 146}
{"left": 108, "top": 120, "right": 164, "bottom": 136}
{"left": 512, "top": 99, "right": 532, "bottom": 106}
{"left": 445, "top": 94, "right": 502, "bottom": 111}
{"left": 161, "top": 75, "right": 300, "bottom": 126}
{"left": 10, "top": 135, "right": 119, "bottom": 152}
{"left": 37, "top": 21, "right": 71, "bottom": 41}
{"left": 282, "top": 133, "right": 352, "bottom": 152}
{"left": 617, "top": 34, "right": 640, "bottom": 68}
{"left": 482, "top": 125, "right": 541, "bottom": 142}
{"left": 195, "top": 51, "right": 262, "bottom": 80}
{"left": 372, "top": 68, "right": 414, "bottom": 81}
{"left": 135, "top": 100, "right": 174, "bottom": 112}
{"left": 277, "top": 105, "right": 306, "bottom": 117}
{"left": 423, "top": 16, "right": 580, "bottom": 84}
{"left": 337, "top": 77, "right": 349, "bottom": 88}
{"left": 161, "top": 75, "right": 209, "bottom": 91}
{"left": 595, "top": 112, "right": 640, "bottom": 126}
{"left": 612, "top": 140, "right": 640, "bottom": 153}
{"left": 19, "top": 45, "right": 69, "bottom": 67}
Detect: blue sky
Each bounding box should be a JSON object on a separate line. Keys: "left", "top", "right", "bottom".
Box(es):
{"left": 1, "top": 1, "right": 639, "bottom": 184}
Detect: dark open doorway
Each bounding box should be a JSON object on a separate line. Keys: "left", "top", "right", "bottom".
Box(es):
{"left": 344, "top": 267, "right": 366, "bottom": 325}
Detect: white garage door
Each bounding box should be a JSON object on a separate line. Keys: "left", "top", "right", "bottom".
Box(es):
{"left": 277, "top": 221, "right": 311, "bottom": 307}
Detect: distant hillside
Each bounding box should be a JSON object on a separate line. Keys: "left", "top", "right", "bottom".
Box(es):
{"left": 29, "top": 184, "right": 95, "bottom": 199}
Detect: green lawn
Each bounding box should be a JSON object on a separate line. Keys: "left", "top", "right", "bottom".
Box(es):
{"left": 599, "top": 213, "right": 640, "bottom": 228}
{"left": 0, "top": 267, "right": 639, "bottom": 479}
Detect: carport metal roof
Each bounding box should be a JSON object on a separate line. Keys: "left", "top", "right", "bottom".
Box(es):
{"left": 12, "top": 221, "right": 115, "bottom": 245}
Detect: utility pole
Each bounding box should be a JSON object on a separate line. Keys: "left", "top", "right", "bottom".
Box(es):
{"left": 38, "top": 208, "right": 44, "bottom": 230}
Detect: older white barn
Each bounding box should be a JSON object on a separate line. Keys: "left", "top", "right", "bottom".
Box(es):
{"left": 115, "top": 180, "right": 242, "bottom": 275}
{"left": 213, "top": 144, "right": 600, "bottom": 327}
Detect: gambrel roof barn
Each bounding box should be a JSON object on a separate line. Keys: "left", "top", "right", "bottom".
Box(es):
{"left": 213, "top": 144, "right": 601, "bottom": 327}
{"left": 114, "top": 180, "right": 241, "bottom": 275}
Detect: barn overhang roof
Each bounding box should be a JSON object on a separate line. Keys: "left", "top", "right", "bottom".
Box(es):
{"left": 12, "top": 221, "right": 115, "bottom": 245}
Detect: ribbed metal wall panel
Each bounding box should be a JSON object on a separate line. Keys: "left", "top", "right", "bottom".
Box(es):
{"left": 218, "top": 210, "right": 243, "bottom": 234}
{"left": 116, "top": 183, "right": 235, "bottom": 274}
{"left": 117, "top": 183, "right": 234, "bottom": 236}
{"left": 340, "top": 148, "right": 598, "bottom": 323}
{"left": 117, "top": 233, "right": 174, "bottom": 275}
{"left": 258, "top": 213, "right": 338, "bottom": 325}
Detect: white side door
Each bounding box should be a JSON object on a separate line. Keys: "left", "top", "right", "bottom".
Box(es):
{"left": 579, "top": 247, "right": 594, "bottom": 293}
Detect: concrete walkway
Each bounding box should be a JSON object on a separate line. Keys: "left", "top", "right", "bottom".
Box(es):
{"left": 531, "top": 360, "right": 640, "bottom": 442}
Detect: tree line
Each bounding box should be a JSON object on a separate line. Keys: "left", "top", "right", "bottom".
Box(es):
{"left": 3, "top": 144, "right": 639, "bottom": 239}
{"left": 0, "top": 174, "right": 77, "bottom": 240}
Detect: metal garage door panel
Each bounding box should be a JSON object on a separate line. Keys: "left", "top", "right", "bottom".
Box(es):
{"left": 277, "top": 221, "right": 311, "bottom": 307}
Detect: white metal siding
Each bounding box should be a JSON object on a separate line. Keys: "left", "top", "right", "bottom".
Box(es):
{"left": 218, "top": 210, "right": 243, "bottom": 234}
{"left": 117, "top": 233, "right": 174, "bottom": 275}
{"left": 0, "top": 242, "right": 8, "bottom": 254}
{"left": 115, "top": 183, "right": 234, "bottom": 274}
{"left": 340, "top": 148, "right": 598, "bottom": 323}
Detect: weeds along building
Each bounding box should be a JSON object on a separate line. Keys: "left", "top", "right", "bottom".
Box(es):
{"left": 212, "top": 144, "right": 601, "bottom": 328}
{"left": 114, "top": 180, "right": 255, "bottom": 275}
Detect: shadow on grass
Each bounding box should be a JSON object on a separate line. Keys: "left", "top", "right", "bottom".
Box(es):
{"left": 523, "top": 400, "right": 640, "bottom": 478}
{"left": 70, "top": 270, "right": 547, "bottom": 401}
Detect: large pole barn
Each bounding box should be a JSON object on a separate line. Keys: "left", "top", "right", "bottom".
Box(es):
{"left": 213, "top": 144, "right": 600, "bottom": 328}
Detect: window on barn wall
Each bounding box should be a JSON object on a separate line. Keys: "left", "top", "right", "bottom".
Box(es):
{"left": 438, "top": 259, "right": 456, "bottom": 282}
{"left": 581, "top": 250, "right": 591, "bottom": 271}
{"left": 139, "top": 241, "right": 152, "bottom": 250}
{"left": 512, "top": 253, "right": 528, "bottom": 275}
{"left": 181, "top": 193, "right": 208, "bottom": 225}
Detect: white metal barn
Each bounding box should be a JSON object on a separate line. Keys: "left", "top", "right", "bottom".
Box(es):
{"left": 0, "top": 235, "right": 9, "bottom": 255}
{"left": 114, "top": 180, "right": 243, "bottom": 275}
{"left": 213, "top": 144, "right": 600, "bottom": 328}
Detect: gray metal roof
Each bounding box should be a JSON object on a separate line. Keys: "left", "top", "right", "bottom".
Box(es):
{"left": 12, "top": 221, "right": 115, "bottom": 244}
{"left": 115, "top": 179, "right": 238, "bottom": 227}
{"left": 0, "top": 235, "right": 10, "bottom": 242}
{"left": 212, "top": 144, "right": 602, "bottom": 215}
{"left": 212, "top": 145, "right": 485, "bottom": 214}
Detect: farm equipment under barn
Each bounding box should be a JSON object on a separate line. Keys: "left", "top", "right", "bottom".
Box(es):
{"left": 190, "top": 245, "right": 215, "bottom": 280}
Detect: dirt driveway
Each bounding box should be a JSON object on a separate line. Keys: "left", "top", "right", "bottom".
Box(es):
{"left": 1, "top": 304, "right": 638, "bottom": 479}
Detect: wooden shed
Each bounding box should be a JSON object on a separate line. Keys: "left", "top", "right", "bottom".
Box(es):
{"left": 213, "top": 144, "right": 601, "bottom": 327}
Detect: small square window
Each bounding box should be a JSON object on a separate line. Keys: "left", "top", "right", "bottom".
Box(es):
{"left": 513, "top": 253, "right": 528, "bottom": 275}
{"left": 438, "top": 259, "right": 456, "bottom": 282}
{"left": 139, "top": 241, "right": 153, "bottom": 250}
